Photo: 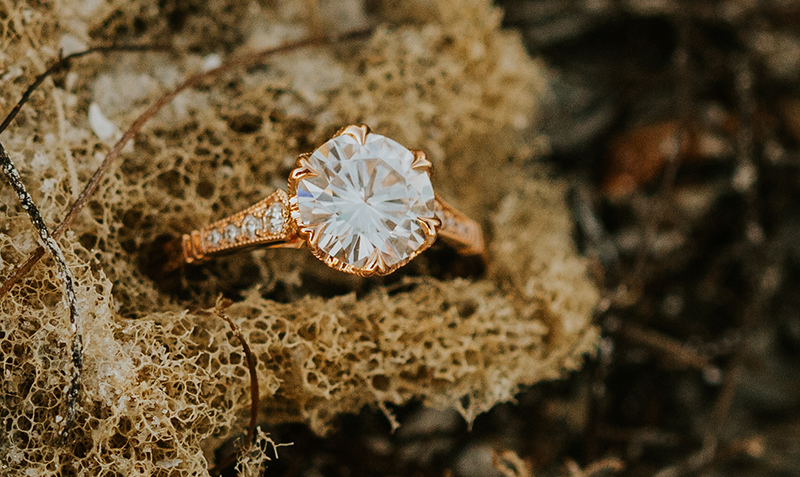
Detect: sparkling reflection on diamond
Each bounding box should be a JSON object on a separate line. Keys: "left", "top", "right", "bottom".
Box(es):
{"left": 224, "top": 224, "right": 239, "bottom": 243}
{"left": 242, "top": 215, "right": 262, "bottom": 238}
{"left": 294, "top": 132, "right": 435, "bottom": 268}
{"left": 266, "top": 202, "right": 284, "bottom": 234}
{"left": 206, "top": 229, "right": 222, "bottom": 248}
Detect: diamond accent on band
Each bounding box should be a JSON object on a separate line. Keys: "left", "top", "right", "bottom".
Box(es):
{"left": 265, "top": 202, "right": 285, "bottom": 234}
{"left": 295, "top": 132, "right": 436, "bottom": 268}
{"left": 224, "top": 224, "right": 239, "bottom": 243}
{"left": 436, "top": 207, "right": 465, "bottom": 235}
{"left": 242, "top": 214, "right": 262, "bottom": 238}
{"left": 206, "top": 229, "right": 222, "bottom": 248}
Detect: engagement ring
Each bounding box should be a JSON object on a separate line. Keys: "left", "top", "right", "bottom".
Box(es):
{"left": 165, "top": 125, "right": 484, "bottom": 277}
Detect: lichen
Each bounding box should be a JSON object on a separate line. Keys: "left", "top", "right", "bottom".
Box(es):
{"left": 0, "top": 0, "right": 599, "bottom": 475}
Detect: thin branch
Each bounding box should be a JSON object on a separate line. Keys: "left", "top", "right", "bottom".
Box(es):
{"left": 588, "top": 13, "right": 697, "bottom": 461}
{"left": 0, "top": 44, "right": 165, "bottom": 136}
{"left": 618, "top": 322, "right": 710, "bottom": 369}
{"left": 0, "top": 142, "right": 82, "bottom": 440}
{"left": 569, "top": 457, "right": 625, "bottom": 477}
{"left": 628, "top": 5, "right": 693, "bottom": 286}
{"left": 0, "top": 28, "right": 372, "bottom": 300}
{"left": 209, "top": 302, "right": 260, "bottom": 476}
{"left": 0, "top": 43, "right": 170, "bottom": 444}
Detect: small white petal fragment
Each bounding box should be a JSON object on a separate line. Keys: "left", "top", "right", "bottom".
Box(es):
{"left": 88, "top": 103, "right": 121, "bottom": 143}
{"left": 59, "top": 35, "right": 88, "bottom": 57}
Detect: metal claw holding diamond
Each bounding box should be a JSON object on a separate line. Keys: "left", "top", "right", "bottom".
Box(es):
{"left": 162, "top": 125, "right": 485, "bottom": 277}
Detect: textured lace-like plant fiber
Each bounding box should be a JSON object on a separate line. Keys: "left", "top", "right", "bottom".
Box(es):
{"left": 0, "top": 0, "right": 598, "bottom": 474}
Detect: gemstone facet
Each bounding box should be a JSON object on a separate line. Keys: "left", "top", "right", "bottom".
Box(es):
{"left": 294, "top": 131, "right": 436, "bottom": 270}
{"left": 266, "top": 202, "right": 285, "bottom": 234}
{"left": 223, "top": 224, "right": 239, "bottom": 243}
{"left": 206, "top": 229, "right": 222, "bottom": 248}
{"left": 242, "top": 215, "right": 262, "bottom": 238}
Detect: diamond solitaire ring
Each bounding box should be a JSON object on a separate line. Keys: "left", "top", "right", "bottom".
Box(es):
{"left": 166, "top": 125, "right": 484, "bottom": 277}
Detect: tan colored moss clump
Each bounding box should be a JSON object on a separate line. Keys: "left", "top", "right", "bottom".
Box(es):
{"left": 0, "top": 0, "right": 599, "bottom": 474}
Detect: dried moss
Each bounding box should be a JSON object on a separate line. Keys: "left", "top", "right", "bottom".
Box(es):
{"left": 0, "top": 0, "right": 599, "bottom": 474}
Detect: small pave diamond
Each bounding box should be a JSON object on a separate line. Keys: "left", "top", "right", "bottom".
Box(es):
{"left": 242, "top": 215, "right": 262, "bottom": 238}
{"left": 294, "top": 131, "right": 435, "bottom": 269}
{"left": 266, "top": 202, "right": 285, "bottom": 234}
{"left": 223, "top": 224, "right": 239, "bottom": 243}
{"left": 206, "top": 229, "right": 222, "bottom": 248}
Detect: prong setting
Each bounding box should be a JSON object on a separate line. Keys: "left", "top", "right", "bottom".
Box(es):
{"left": 410, "top": 149, "right": 433, "bottom": 174}
{"left": 364, "top": 252, "right": 389, "bottom": 276}
{"left": 289, "top": 157, "right": 318, "bottom": 182}
{"left": 298, "top": 224, "right": 322, "bottom": 245}
{"left": 336, "top": 124, "right": 371, "bottom": 145}
{"left": 418, "top": 216, "right": 440, "bottom": 238}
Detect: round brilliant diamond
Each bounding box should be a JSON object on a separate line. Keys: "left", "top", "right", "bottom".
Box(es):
{"left": 294, "top": 132, "right": 435, "bottom": 269}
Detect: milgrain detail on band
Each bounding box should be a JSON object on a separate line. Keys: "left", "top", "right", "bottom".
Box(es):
{"left": 181, "top": 189, "right": 296, "bottom": 264}
{"left": 434, "top": 193, "right": 485, "bottom": 256}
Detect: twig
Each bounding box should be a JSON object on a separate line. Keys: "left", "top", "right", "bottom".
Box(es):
{"left": 0, "top": 44, "right": 165, "bottom": 442}
{"left": 0, "top": 142, "right": 82, "bottom": 440}
{"left": 492, "top": 449, "right": 532, "bottom": 477}
{"left": 618, "top": 322, "right": 710, "bottom": 369}
{"left": 581, "top": 457, "right": 625, "bottom": 477}
{"left": 0, "top": 44, "right": 164, "bottom": 136}
{"left": 588, "top": 8, "right": 696, "bottom": 462}
{"left": 703, "top": 49, "right": 764, "bottom": 455}
{"left": 208, "top": 301, "right": 260, "bottom": 476}
{"left": 0, "top": 28, "right": 373, "bottom": 300}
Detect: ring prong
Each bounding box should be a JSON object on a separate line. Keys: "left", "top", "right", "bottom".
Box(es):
{"left": 290, "top": 158, "right": 318, "bottom": 182}
{"left": 294, "top": 152, "right": 313, "bottom": 167}
{"left": 410, "top": 150, "right": 432, "bottom": 173}
{"left": 299, "top": 224, "right": 323, "bottom": 244}
{"left": 418, "top": 216, "right": 440, "bottom": 237}
{"left": 365, "top": 252, "right": 389, "bottom": 276}
{"left": 337, "top": 124, "right": 370, "bottom": 145}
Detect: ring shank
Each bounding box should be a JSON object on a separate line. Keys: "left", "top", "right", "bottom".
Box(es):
{"left": 171, "top": 190, "right": 485, "bottom": 272}
{"left": 181, "top": 189, "right": 297, "bottom": 266}
{"left": 433, "top": 193, "right": 485, "bottom": 257}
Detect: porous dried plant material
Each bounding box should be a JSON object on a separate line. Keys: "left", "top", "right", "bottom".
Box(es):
{"left": 0, "top": 0, "right": 598, "bottom": 475}
{"left": 1, "top": 249, "right": 253, "bottom": 475}
{"left": 234, "top": 428, "right": 281, "bottom": 477}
